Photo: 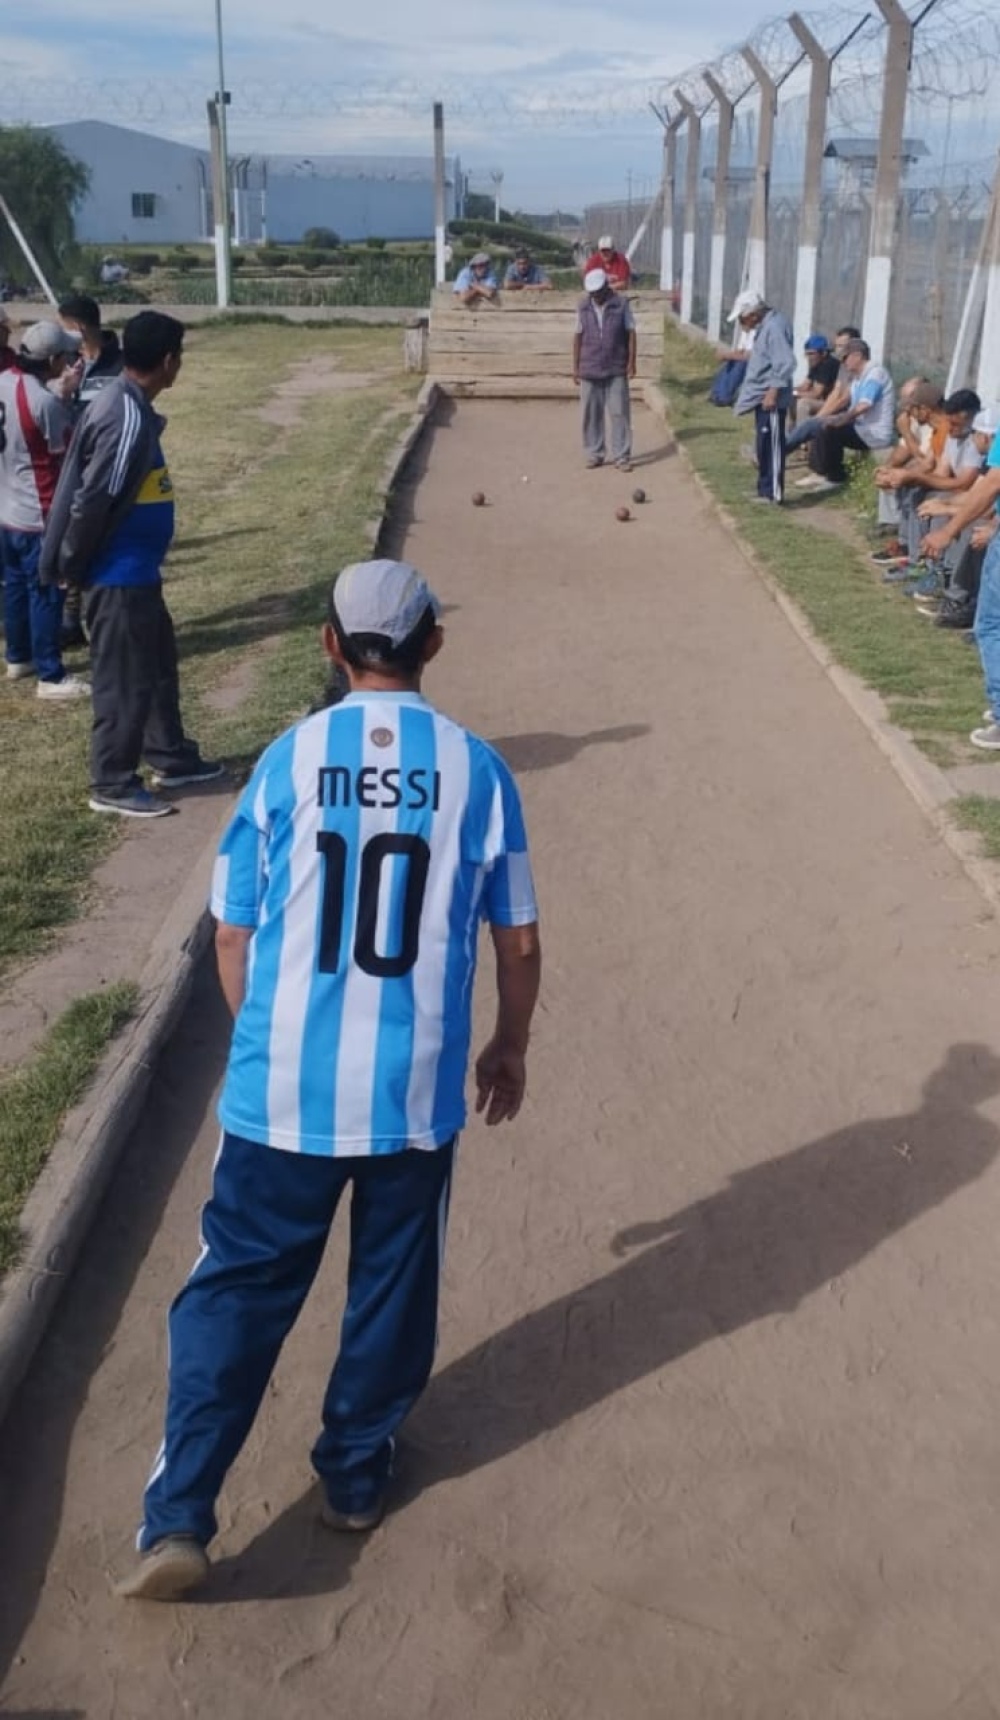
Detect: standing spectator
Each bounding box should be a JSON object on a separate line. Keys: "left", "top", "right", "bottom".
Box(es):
{"left": 40, "top": 311, "right": 222, "bottom": 818}
{"left": 0, "top": 321, "right": 89, "bottom": 699}
{"left": 572, "top": 267, "right": 637, "bottom": 472}
{"left": 0, "top": 310, "right": 14, "bottom": 374}
{"left": 55, "top": 295, "right": 124, "bottom": 649}
{"left": 58, "top": 293, "right": 124, "bottom": 413}
{"left": 583, "top": 235, "right": 632, "bottom": 291}
{"left": 114, "top": 557, "right": 542, "bottom": 1601}
{"left": 733, "top": 293, "right": 796, "bottom": 504}
{"left": 453, "top": 252, "right": 498, "bottom": 307}
{"left": 796, "top": 338, "right": 895, "bottom": 492}
{"left": 504, "top": 248, "right": 552, "bottom": 291}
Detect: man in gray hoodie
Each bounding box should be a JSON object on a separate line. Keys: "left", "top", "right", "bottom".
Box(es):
{"left": 733, "top": 291, "right": 797, "bottom": 505}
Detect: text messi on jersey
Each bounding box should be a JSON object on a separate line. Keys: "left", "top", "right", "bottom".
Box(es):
{"left": 317, "top": 765, "right": 443, "bottom": 812}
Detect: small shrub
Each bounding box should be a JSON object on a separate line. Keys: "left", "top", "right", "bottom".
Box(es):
{"left": 164, "top": 248, "right": 198, "bottom": 274}
{"left": 364, "top": 236, "right": 387, "bottom": 250}
{"left": 91, "top": 282, "right": 150, "bottom": 305}
{"left": 257, "top": 246, "right": 290, "bottom": 269}
{"left": 303, "top": 226, "right": 341, "bottom": 249}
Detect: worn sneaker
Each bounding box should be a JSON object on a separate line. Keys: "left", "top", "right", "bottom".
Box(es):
{"left": 910, "top": 571, "right": 942, "bottom": 599}
{"left": 935, "top": 605, "right": 974, "bottom": 630}
{"left": 615, "top": 459, "right": 633, "bottom": 472}
{"left": 5, "top": 660, "right": 36, "bottom": 681}
{"left": 882, "top": 563, "right": 920, "bottom": 584}
{"left": 89, "top": 788, "right": 175, "bottom": 819}
{"left": 320, "top": 1498, "right": 385, "bottom": 1534}
{"left": 585, "top": 457, "right": 604, "bottom": 469}
{"left": 37, "top": 674, "right": 89, "bottom": 701}
{"left": 870, "top": 543, "right": 906, "bottom": 565}
{"left": 115, "top": 1535, "right": 209, "bottom": 1601}
{"left": 970, "top": 722, "right": 1000, "bottom": 751}
{"left": 149, "top": 759, "right": 225, "bottom": 789}
{"left": 794, "top": 474, "right": 838, "bottom": 493}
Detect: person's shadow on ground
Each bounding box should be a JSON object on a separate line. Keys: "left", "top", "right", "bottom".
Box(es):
{"left": 489, "top": 724, "right": 650, "bottom": 773}
{"left": 222, "top": 1042, "right": 1000, "bottom": 1599}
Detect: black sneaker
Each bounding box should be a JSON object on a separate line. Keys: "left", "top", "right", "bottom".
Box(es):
{"left": 150, "top": 759, "right": 225, "bottom": 789}
{"left": 935, "top": 602, "right": 975, "bottom": 631}
{"left": 89, "top": 788, "right": 175, "bottom": 819}
{"left": 60, "top": 624, "right": 88, "bottom": 649}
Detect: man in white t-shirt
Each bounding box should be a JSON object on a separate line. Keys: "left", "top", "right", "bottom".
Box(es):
{"left": 116, "top": 558, "right": 542, "bottom": 1601}
{"left": 0, "top": 320, "right": 89, "bottom": 699}
{"left": 796, "top": 338, "right": 895, "bottom": 492}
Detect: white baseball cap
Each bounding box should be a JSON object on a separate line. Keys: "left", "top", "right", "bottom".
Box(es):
{"left": 973, "top": 404, "right": 1000, "bottom": 436}
{"left": 330, "top": 559, "right": 441, "bottom": 647}
{"left": 584, "top": 267, "right": 608, "bottom": 293}
{"left": 18, "top": 320, "right": 81, "bottom": 360}
{"left": 597, "top": 234, "right": 615, "bottom": 250}
{"left": 727, "top": 289, "right": 766, "bottom": 322}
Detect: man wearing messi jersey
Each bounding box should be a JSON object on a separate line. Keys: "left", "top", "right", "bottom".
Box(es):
{"left": 41, "top": 311, "right": 221, "bottom": 818}
{"left": 117, "top": 559, "right": 542, "bottom": 1601}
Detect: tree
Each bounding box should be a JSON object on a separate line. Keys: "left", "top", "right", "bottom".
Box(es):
{"left": 302, "top": 225, "right": 341, "bottom": 248}
{"left": 0, "top": 126, "right": 90, "bottom": 287}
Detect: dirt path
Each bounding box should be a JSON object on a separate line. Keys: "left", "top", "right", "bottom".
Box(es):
{"left": 5, "top": 399, "right": 1000, "bottom": 1719}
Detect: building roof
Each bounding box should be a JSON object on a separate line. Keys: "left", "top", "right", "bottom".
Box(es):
{"left": 824, "top": 135, "right": 930, "bottom": 163}
{"left": 47, "top": 122, "right": 455, "bottom": 181}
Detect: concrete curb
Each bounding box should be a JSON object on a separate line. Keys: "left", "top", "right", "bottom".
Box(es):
{"left": 642, "top": 381, "right": 1000, "bottom": 922}
{"left": 0, "top": 380, "right": 442, "bottom": 1429}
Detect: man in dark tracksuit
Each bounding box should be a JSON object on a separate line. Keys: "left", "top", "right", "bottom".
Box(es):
{"left": 56, "top": 292, "right": 125, "bottom": 649}
{"left": 733, "top": 291, "right": 796, "bottom": 504}
{"left": 40, "top": 311, "right": 222, "bottom": 819}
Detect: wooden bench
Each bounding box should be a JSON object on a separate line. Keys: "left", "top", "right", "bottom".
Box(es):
{"left": 427, "top": 288, "right": 668, "bottom": 398}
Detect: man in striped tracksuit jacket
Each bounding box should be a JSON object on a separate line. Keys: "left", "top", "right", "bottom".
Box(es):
{"left": 733, "top": 291, "right": 797, "bottom": 506}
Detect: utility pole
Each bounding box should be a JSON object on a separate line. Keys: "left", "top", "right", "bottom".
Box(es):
{"left": 741, "top": 45, "right": 778, "bottom": 299}
{"left": 211, "top": 0, "right": 232, "bottom": 308}
{"left": 977, "top": 157, "right": 1000, "bottom": 401}
{"left": 433, "top": 102, "right": 447, "bottom": 286}
{"left": 676, "top": 92, "right": 703, "bottom": 326}
{"left": 489, "top": 168, "right": 504, "bottom": 223}
{"left": 861, "top": 0, "right": 942, "bottom": 365}
{"left": 0, "top": 191, "right": 57, "bottom": 303}
{"left": 703, "top": 72, "right": 737, "bottom": 341}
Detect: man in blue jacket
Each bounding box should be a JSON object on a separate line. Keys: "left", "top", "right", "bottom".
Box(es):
{"left": 733, "top": 291, "right": 797, "bottom": 505}
{"left": 41, "top": 311, "right": 222, "bottom": 819}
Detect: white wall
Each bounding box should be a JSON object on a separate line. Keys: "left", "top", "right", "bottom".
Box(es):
{"left": 49, "top": 122, "right": 207, "bottom": 245}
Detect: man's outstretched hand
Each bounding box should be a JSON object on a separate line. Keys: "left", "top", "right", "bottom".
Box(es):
{"left": 475, "top": 1038, "right": 527, "bottom": 1125}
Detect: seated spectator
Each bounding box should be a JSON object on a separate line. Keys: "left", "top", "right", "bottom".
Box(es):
{"left": 0, "top": 310, "right": 13, "bottom": 374}
{"left": 795, "top": 338, "right": 895, "bottom": 492}
{"left": 790, "top": 335, "right": 839, "bottom": 426}
{"left": 870, "top": 381, "right": 945, "bottom": 565}
{"left": 453, "top": 252, "right": 498, "bottom": 306}
{"left": 709, "top": 291, "right": 758, "bottom": 408}
{"left": 504, "top": 249, "right": 552, "bottom": 291}
{"left": 583, "top": 236, "right": 632, "bottom": 291}
{"left": 99, "top": 256, "right": 129, "bottom": 286}
{"left": 923, "top": 425, "right": 1000, "bottom": 746}
{"left": 907, "top": 401, "right": 994, "bottom": 625}
{"left": 785, "top": 325, "right": 861, "bottom": 455}
{"left": 877, "top": 389, "right": 981, "bottom": 577}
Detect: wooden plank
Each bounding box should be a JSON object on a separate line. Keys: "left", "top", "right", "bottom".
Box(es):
{"left": 429, "top": 353, "right": 663, "bottom": 379}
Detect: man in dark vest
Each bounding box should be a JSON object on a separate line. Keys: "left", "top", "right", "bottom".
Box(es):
{"left": 572, "top": 267, "right": 637, "bottom": 471}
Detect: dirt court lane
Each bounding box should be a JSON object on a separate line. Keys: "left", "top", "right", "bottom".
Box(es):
{"left": 5, "top": 399, "right": 1000, "bottom": 1720}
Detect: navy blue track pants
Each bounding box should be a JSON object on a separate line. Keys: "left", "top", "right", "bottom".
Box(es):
{"left": 140, "top": 1130, "right": 455, "bottom": 1549}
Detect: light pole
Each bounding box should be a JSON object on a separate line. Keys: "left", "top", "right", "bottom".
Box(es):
{"left": 213, "top": 0, "right": 233, "bottom": 307}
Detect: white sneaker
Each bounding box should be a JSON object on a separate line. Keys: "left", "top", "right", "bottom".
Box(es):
{"left": 794, "top": 474, "right": 838, "bottom": 493}
{"left": 970, "top": 722, "right": 1000, "bottom": 751}
{"left": 5, "top": 661, "right": 36, "bottom": 681}
{"left": 37, "top": 675, "right": 90, "bottom": 702}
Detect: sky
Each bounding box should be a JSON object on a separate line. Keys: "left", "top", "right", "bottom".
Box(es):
{"left": 0, "top": 0, "right": 765, "bottom": 209}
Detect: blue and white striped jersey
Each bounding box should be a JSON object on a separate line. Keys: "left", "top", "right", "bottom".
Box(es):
{"left": 211, "top": 691, "right": 538, "bottom": 1157}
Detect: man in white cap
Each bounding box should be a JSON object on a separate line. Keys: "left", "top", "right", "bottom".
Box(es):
{"left": 0, "top": 321, "right": 89, "bottom": 699}
{"left": 116, "top": 558, "right": 542, "bottom": 1600}
{"left": 573, "top": 267, "right": 637, "bottom": 470}
{"left": 583, "top": 234, "right": 632, "bottom": 291}
{"left": 732, "top": 291, "right": 796, "bottom": 504}
{"left": 452, "top": 250, "right": 498, "bottom": 306}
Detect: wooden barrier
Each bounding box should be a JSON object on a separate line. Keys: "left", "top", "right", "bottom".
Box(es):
{"left": 427, "top": 287, "right": 668, "bottom": 397}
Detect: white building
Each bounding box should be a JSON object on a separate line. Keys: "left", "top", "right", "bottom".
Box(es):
{"left": 48, "top": 121, "right": 463, "bottom": 246}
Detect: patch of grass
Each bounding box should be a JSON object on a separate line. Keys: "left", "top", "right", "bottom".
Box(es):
{"left": 952, "top": 796, "right": 1000, "bottom": 861}
{"left": 0, "top": 323, "right": 417, "bottom": 973}
{"left": 0, "top": 981, "right": 138, "bottom": 1275}
{"left": 661, "top": 322, "right": 987, "bottom": 767}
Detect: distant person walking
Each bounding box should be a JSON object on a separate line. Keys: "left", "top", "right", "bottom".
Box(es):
{"left": 572, "top": 267, "right": 637, "bottom": 472}
{"left": 0, "top": 320, "right": 89, "bottom": 699}
{"left": 40, "top": 311, "right": 222, "bottom": 817}
{"left": 115, "top": 557, "right": 542, "bottom": 1601}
